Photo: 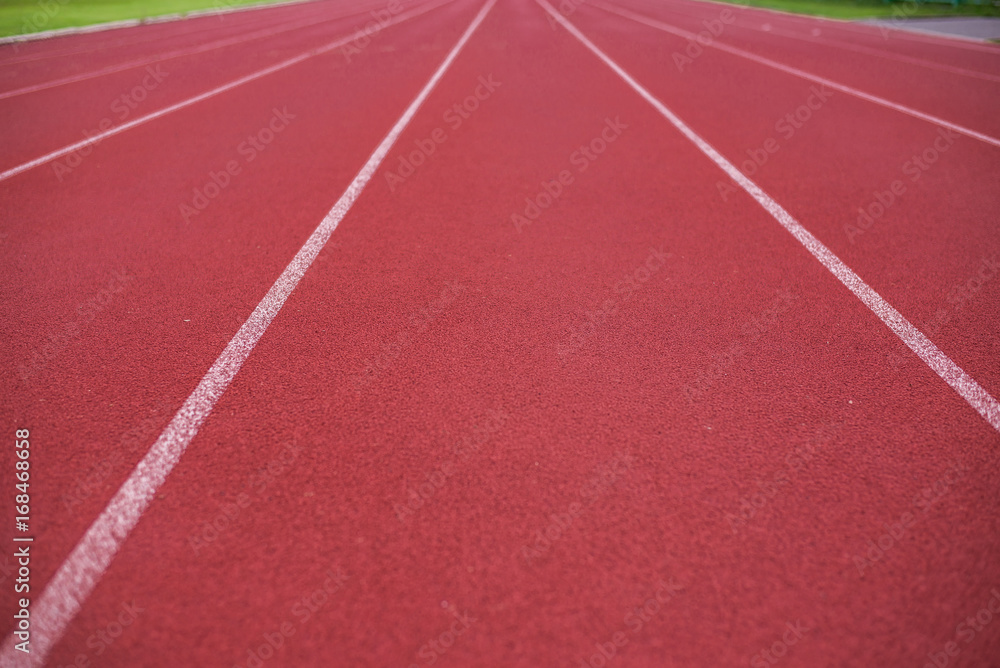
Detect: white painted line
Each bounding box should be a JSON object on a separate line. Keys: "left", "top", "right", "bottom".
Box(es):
{"left": 739, "top": 20, "right": 1000, "bottom": 83}
{"left": 539, "top": 0, "right": 1000, "bottom": 433}
{"left": 685, "top": 0, "right": 1000, "bottom": 52}
{"left": 0, "top": 0, "right": 453, "bottom": 184}
{"left": 0, "top": 0, "right": 320, "bottom": 46}
{"left": 0, "top": 17, "right": 173, "bottom": 45}
{"left": 0, "top": 0, "right": 496, "bottom": 665}
{"left": 0, "top": 0, "right": 398, "bottom": 100}
{"left": 0, "top": 0, "right": 337, "bottom": 67}
{"left": 590, "top": 0, "right": 1000, "bottom": 149}
{"left": 0, "top": 14, "right": 256, "bottom": 66}
{"left": 0, "top": 0, "right": 396, "bottom": 69}
{"left": 617, "top": 0, "right": 1000, "bottom": 81}
{"left": 861, "top": 20, "right": 1000, "bottom": 47}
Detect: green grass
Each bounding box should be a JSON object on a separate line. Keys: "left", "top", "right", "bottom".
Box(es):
{"left": 711, "top": 0, "right": 1000, "bottom": 20}
{"left": 2, "top": 0, "right": 997, "bottom": 39}
{"left": 0, "top": 0, "right": 297, "bottom": 38}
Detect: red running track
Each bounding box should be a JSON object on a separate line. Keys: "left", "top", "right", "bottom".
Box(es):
{"left": 1, "top": 0, "right": 999, "bottom": 665}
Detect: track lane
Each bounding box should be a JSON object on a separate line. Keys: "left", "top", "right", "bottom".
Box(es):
{"left": 2, "top": 1, "right": 497, "bottom": 662}
{"left": 718, "top": 21, "right": 1000, "bottom": 83}
{"left": 547, "top": 0, "right": 1000, "bottom": 432}
{"left": 18, "top": 1, "right": 1000, "bottom": 666}
{"left": 0, "top": 0, "right": 367, "bottom": 67}
{"left": 0, "top": 0, "right": 403, "bottom": 98}
{"left": 0, "top": 0, "right": 455, "bottom": 178}
{"left": 2, "top": 0, "right": 998, "bottom": 665}
{"left": 592, "top": 0, "right": 1000, "bottom": 144}
{"left": 661, "top": 0, "right": 1000, "bottom": 60}
{"left": 0, "top": 0, "right": 484, "bottom": 659}
{"left": 565, "top": 0, "right": 1000, "bottom": 403}
{"left": 607, "top": 0, "right": 1000, "bottom": 80}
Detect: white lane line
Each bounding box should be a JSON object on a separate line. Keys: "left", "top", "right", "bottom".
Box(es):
{"left": 538, "top": 0, "right": 1000, "bottom": 433}
{"left": 0, "top": 0, "right": 321, "bottom": 47}
{"left": 618, "top": 0, "right": 1000, "bottom": 76}
{"left": 590, "top": 0, "right": 1000, "bottom": 150}
{"left": 0, "top": 0, "right": 335, "bottom": 67}
{"left": 0, "top": 0, "right": 396, "bottom": 100}
{"left": 735, "top": 18, "right": 1000, "bottom": 83}
{"left": 0, "top": 0, "right": 454, "bottom": 184}
{"left": 683, "top": 0, "right": 1000, "bottom": 53}
{"left": 866, "top": 21, "right": 1000, "bottom": 48}
{"left": 0, "top": 0, "right": 497, "bottom": 665}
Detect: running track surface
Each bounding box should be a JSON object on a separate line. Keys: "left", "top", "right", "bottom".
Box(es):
{"left": 2, "top": 0, "right": 999, "bottom": 666}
